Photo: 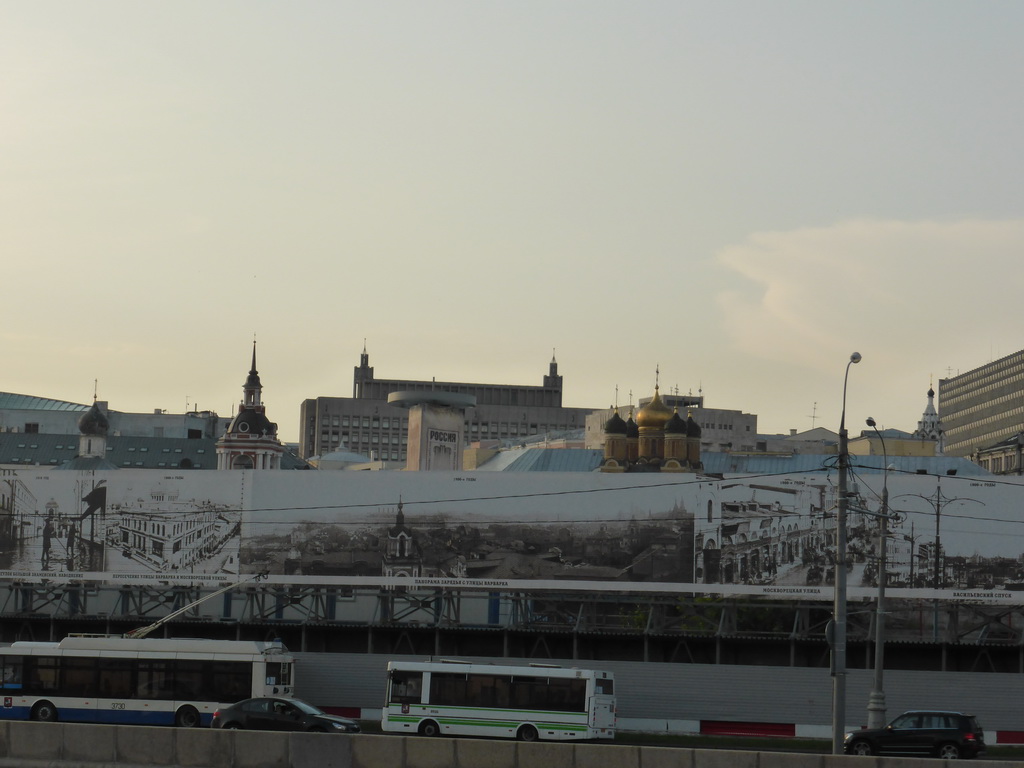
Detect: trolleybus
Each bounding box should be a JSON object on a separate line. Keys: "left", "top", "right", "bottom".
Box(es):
{"left": 0, "top": 635, "right": 293, "bottom": 727}
{"left": 381, "top": 659, "right": 615, "bottom": 741}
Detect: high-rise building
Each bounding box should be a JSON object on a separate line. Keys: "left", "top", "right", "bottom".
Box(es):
{"left": 299, "top": 347, "right": 593, "bottom": 460}
{"left": 939, "top": 349, "right": 1024, "bottom": 458}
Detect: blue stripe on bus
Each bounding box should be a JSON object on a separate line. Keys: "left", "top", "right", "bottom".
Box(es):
{"left": 0, "top": 706, "right": 208, "bottom": 727}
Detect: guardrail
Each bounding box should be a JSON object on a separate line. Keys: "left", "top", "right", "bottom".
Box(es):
{"left": 0, "top": 722, "right": 1021, "bottom": 767}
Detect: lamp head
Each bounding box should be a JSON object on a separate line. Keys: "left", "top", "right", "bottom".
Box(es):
{"left": 866, "top": 417, "right": 877, "bottom": 428}
{"left": 850, "top": 352, "right": 862, "bottom": 364}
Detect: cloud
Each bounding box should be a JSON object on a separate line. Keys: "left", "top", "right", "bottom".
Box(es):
{"left": 716, "top": 218, "right": 1024, "bottom": 376}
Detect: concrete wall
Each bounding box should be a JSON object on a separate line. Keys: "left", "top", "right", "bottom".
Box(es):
{"left": 1, "top": 722, "right": 1024, "bottom": 768}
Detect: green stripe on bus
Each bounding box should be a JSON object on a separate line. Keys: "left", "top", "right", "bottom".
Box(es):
{"left": 387, "top": 716, "right": 583, "bottom": 732}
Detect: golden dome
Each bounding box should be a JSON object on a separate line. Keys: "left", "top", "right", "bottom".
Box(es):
{"left": 635, "top": 386, "right": 673, "bottom": 429}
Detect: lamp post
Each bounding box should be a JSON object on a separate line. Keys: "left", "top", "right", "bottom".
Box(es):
{"left": 865, "top": 417, "right": 890, "bottom": 729}
{"left": 832, "top": 351, "right": 861, "bottom": 755}
{"left": 894, "top": 484, "right": 984, "bottom": 641}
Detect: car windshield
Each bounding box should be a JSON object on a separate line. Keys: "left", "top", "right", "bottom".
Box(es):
{"left": 292, "top": 699, "right": 324, "bottom": 716}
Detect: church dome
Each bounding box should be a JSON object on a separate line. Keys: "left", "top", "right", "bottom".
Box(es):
{"left": 686, "top": 411, "right": 702, "bottom": 438}
{"left": 78, "top": 401, "right": 109, "bottom": 436}
{"left": 227, "top": 408, "right": 277, "bottom": 437}
{"left": 636, "top": 388, "right": 672, "bottom": 429}
{"left": 604, "top": 410, "right": 627, "bottom": 435}
{"left": 664, "top": 408, "right": 687, "bottom": 434}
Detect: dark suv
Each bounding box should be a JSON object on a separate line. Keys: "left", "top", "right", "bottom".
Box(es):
{"left": 844, "top": 710, "right": 985, "bottom": 759}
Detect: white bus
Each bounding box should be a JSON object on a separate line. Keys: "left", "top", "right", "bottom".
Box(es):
{"left": 381, "top": 660, "right": 615, "bottom": 742}
{"left": 0, "top": 636, "right": 293, "bottom": 727}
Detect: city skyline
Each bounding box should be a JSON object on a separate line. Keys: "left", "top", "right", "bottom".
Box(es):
{"left": 4, "top": 3, "right": 1024, "bottom": 443}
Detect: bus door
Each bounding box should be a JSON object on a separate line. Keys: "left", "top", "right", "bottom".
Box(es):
{"left": 589, "top": 677, "right": 616, "bottom": 731}
{"left": 590, "top": 698, "right": 615, "bottom": 730}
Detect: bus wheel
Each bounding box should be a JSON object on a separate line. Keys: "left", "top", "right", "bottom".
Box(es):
{"left": 517, "top": 725, "right": 539, "bottom": 742}
{"left": 31, "top": 701, "right": 57, "bottom": 722}
{"left": 418, "top": 719, "right": 441, "bottom": 737}
{"left": 175, "top": 706, "right": 201, "bottom": 728}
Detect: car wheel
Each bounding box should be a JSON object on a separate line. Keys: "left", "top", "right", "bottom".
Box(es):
{"left": 31, "top": 701, "right": 58, "bottom": 722}
{"left": 937, "top": 743, "right": 961, "bottom": 759}
{"left": 308, "top": 726, "right": 327, "bottom": 733}
{"left": 175, "top": 706, "right": 201, "bottom": 728}
{"left": 848, "top": 739, "right": 873, "bottom": 756}
{"left": 517, "top": 725, "right": 539, "bottom": 742}
{"left": 224, "top": 722, "right": 242, "bottom": 729}
{"left": 418, "top": 719, "right": 441, "bottom": 737}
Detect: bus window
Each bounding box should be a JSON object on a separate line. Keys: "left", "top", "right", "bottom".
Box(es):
{"left": 98, "top": 659, "right": 133, "bottom": 698}
{"left": 61, "top": 658, "right": 97, "bottom": 697}
{"left": 389, "top": 671, "right": 423, "bottom": 704}
{"left": 430, "top": 673, "right": 468, "bottom": 706}
{"left": 595, "top": 678, "right": 614, "bottom": 696}
{"left": 265, "top": 661, "right": 291, "bottom": 687}
{"left": 547, "top": 678, "right": 586, "bottom": 712}
{"left": 209, "top": 661, "right": 251, "bottom": 702}
{"left": 174, "top": 661, "right": 204, "bottom": 700}
{"left": 510, "top": 676, "right": 547, "bottom": 710}
{"left": 25, "top": 657, "right": 59, "bottom": 694}
{"left": 137, "top": 661, "right": 174, "bottom": 700}
{"left": 0, "top": 656, "right": 22, "bottom": 689}
{"left": 466, "top": 674, "right": 510, "bottom": 708}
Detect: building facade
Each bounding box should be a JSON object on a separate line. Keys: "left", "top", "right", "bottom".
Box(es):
{"left": 0, "top": 392, "right": 228, "bottom": 440}
{"left": 939, "top": 350, "right": 1024, "bottom": 458}
{"left": 298, "top": 348, "right": 593, "bottom": 461}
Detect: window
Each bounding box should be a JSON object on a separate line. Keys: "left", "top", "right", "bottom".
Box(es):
{"left": 389, "top": 671, "right": 423, "bottom": 704}
{"left": 265, "top": 661, "right": 291, "bottom": 687}
{"left": 98, "top": 659, "right": 133, "bottom": 698}
{"left": 0, "top": 656, "right": 23, "bottom": 689}
{"left": 24, "top": 423, "right": 39, "bottom": 434}
{"left": 430, "top": 673, "right": 468, "bottom": 705}
{"left": 61, "top": 658, "right": 97, "bottom": 697}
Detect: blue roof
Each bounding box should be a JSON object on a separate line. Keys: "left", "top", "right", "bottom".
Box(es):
{"left": 493, "top": 448, "right": 988, "bottom": 477}
{"left": 0, "top": 392, "right": 89, "bottom": 412}
{"left": 0, "top": 433, "right": 310, "bottom": 470}
{"left": 502, "top": 449, "right": 604, "bottom": 472}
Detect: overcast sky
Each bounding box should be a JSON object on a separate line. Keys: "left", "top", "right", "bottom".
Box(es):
{"left": 3, "top": 2, "right": 1023, "bottom": 443}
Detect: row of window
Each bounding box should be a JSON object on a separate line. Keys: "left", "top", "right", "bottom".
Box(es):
{"left": 390, "top": 671, "right": 593, "bottom": 712}
{"left": 0, "top": 656, "right": 257, "bottom": 702}
{"left": 321, "top": 416, "right": 409, "bottom": 429}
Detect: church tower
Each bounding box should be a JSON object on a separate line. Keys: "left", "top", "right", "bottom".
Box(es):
{"left": 216, "top": 342, "right": 285, "bottom": 470}
{"left": 913, "top": 382, "right": 943, "bottom": 454}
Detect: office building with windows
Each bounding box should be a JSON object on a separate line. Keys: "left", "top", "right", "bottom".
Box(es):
{"left": 939, "top": 349, "right": 1024, "bottom": 458}
{"left": 298, "top": 348, "right": 593, "bottom": 461}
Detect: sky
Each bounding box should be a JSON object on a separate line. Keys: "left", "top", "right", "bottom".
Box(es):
{"left": 3, "top": 2, "right": 1024, "bottom": 444}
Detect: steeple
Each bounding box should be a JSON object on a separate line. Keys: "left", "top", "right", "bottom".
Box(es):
{"left": 217, "top": 341, "right": 284, "bottom": 470}
{"left": 354, "top": 340, "right": 374, "bottom": 398}
{"left": 913, "top": 379, "right": 943, "bottom": 453}
{"left": 243, "top": 340, "right": 262, "bottom": 408}
{"left": 543, "top": 348, "right": 563, "bottom": 396}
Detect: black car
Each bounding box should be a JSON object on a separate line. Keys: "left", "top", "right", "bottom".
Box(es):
{"left": 211, "top": 697, "right": 361, "bottom": 733}
{"left": 844, "top": 710, "right": 985, "bottom": 759}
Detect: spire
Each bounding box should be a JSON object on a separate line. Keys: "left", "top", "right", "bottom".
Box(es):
{"left": 243, "top": 340, "right": 263, "bottom": 408}
{"left": 544, "top": 349, "right": 563, "bottom": 393}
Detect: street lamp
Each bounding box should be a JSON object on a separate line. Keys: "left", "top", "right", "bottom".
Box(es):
{"left": 865, "top": 417, "right": 890, "bottom": 729}
{"left": 894, "top": 484, "right": 984, "bottom": 641}
{"left": 832, "top": 351, "right": 861, "bottom": 755}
